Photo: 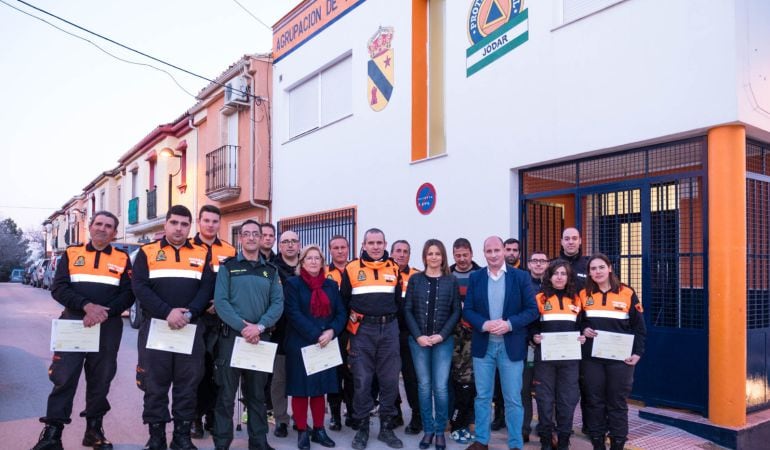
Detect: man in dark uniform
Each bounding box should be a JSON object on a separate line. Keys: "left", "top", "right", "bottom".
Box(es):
{"left": 522, "top": 250, "right": 549, "bottom": 444}
{"left": 341, "top": 228, "right": 403, "bottom": 450}
{"left": 213, "top": 219, "right": 284, "bottom": 450}
{"left": 190, "top": 205, "right": 236, "bottom": 439}
{"left": 270, "top": 230, "right": 301, "bottom": 437}
{"left": 32, "top": 211, "right": 134, "bottom": 450}
{"left": 132, "top": 205, "right": 215, "bottom": 450}
{"left": 560, "top": 227, "right": 589, "bottom": 290}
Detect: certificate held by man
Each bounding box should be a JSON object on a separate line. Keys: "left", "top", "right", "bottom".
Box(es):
{"left": 540, "top": 331, "right": 582, "bottom": 361}
{"left": 301, "top": 337, "right": 343, "bottom": 376}
{"left": 230, "top": 337, "right": 278, "bottom": 372}
{"left": 146, "top": 318, "right": 197, "bottom": 355}
{"left": 591, "top": 330, "right": 635, "bottom": 360}
{"left": 50, "top": 319, "right": 100, "bottom": 352}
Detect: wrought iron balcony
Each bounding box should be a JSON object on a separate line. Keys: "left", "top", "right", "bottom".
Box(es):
{"left": 128, "top": 197, "right": 139, "bottom": 225}
{"left": 147, "top": 188, "right": 157, "bottom": 219}
{"left": 205, "top": 145, "right": 241, "bottom": 201}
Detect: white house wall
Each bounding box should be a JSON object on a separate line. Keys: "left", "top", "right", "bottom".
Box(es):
{"left": 273, "top": 0, "right": 758, "bottom": 265}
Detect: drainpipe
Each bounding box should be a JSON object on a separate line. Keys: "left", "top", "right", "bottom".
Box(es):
{"left": 243, "top": 62, "right": 271, "bottom": 223}
{"left": 188, "top": 115, "right": 198, "bottom": 227}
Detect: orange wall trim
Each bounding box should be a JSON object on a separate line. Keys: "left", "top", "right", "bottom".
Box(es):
{"left": 411, "top": 0, "right": 427, "bottom": 161}
{"left": 707, "top": 125, "right": 747, "bottom": 427}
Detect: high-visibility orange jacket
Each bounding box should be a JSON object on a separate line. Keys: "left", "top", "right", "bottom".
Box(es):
{"left": 340, "top": 252, "right": 401, "bottom": 316}
{"left": 579, "top": 284, "right": 646, "bottom": 357}
{"left": 51, "top": 242, "right": 134, "bottom": 317}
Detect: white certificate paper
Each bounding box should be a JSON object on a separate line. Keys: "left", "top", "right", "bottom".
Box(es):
{"left": 540, "top": 331, "right": 582, "bottom": 361}
{"left": 146, "top": 318, "right": 196, "bottom": 355}
{"left": 50, "top": 320, "right": 100, "bottom": 352}
{"left": 591, "top": 331, "right": 634, "bottom": 361}
{"left": 230, "top": 337, "right": 277, "bottom": 373}
{"left": 302, "top": 338, "right": 343, "bottom": 376}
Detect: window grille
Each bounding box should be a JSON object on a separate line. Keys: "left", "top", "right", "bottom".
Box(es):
{"left": 278, "top": 207, "right": 356, "bottom": 262}
{"left": 747, "top": 141, "right": 770, "bottom": 329}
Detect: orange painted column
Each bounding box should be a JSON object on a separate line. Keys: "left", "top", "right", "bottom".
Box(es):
{"left": 708, "top": 125, "right": 747, "bottom": 426}
{"left": 411, "top": 0, "right": 427, "bottom": 161}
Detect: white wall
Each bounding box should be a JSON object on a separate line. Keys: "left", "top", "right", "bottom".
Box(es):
{"left": 736, "top": 0, "right": 770, "bottom": 141}
{"left": 272, "top": 0, "right": 757, "bottom": 266}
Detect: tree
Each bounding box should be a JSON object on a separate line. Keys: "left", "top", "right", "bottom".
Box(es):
{"left": 0, "top": 218, "right": 30, "bottom": 281}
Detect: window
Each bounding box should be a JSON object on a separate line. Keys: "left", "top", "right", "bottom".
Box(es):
{"left": 277, "top": 207, "right": 356, "bottom": 262}
{"left": 99, "top": 190, "right": 105, "bottom": 210}
{"left": 287, "top": 54, "right": 352, "bottom": 139}
{"left": 131, "top": 170, "right": 138, "bottom": 198}
{"left": 559, "top": 0, "right": 627, "bottom": 25}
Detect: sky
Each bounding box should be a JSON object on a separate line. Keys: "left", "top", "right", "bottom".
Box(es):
{"left": 0, "top": 0, "right": 296, "bottom": 231}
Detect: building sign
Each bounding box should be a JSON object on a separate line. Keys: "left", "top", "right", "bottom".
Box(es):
{"left": 466, "top": 0, "right": 529, "bottom": 77}
{"left": 367, "top": 26, "right": 394, "bottom": 112}
{"left": 273, "top": 0, "right": 367, "bottom": 63}
{"left": 416, "top": 183, "right": 437, "bottom": 215}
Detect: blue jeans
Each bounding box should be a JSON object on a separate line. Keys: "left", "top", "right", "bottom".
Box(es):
{"left": 408, "top": 336, "right": 454, "bottom": 434}
{"left": 472, "top": 340, "right": 524, "bottom": 448}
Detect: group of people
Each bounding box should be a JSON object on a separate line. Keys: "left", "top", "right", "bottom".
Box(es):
{"left": 32, "top": 205, "right": 646, "bottom": 450}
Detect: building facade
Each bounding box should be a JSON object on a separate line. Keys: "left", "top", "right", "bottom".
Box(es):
{"left": 271, "top": 0, "right": 770, "bottom": 444}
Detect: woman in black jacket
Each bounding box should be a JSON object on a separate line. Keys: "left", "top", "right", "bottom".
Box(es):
{"left": 404, "top": 239, "right": 461, "bottom": 450}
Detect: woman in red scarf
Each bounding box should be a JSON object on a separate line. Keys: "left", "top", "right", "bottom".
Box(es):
{"left": 283, "top": 245, "right": 348, "bottom": 449}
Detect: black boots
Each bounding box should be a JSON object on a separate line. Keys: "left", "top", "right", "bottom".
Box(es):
{"left": 329, "top": 404, "right": 342, "bottom": 431}
{"left": 609, "top": 437, "right": 626, "bottom": 450}
{"left": 32, "top": 423, "right": 63, "bottom": 450}
{"left": 352, "top": 420, "right": 369, "bottom": 450}
{"left": 557, "top": 432, "right": 571, "bottom": 449}
{"left": 144, "top": 423, "right": 167, "bottom": 450}
{"left": 590, "top": 435, "right": 606, "bottom": 450}
{"left": 539, "top": 433, "right": 554, "bottom": 450}
{"left": 170, "top": 420, "right": 197, "bottom": 450}
{"left": 310, "top": 427, "right": 336, "bottom": 447}
{"left": 297, "top": 430, "right": 310, "bottom": 450}
{"left": 377, "top": 418, "right": 403, "bottom": 449}
{"left": 83, "top": 417, "right": 113, "bottom": 449}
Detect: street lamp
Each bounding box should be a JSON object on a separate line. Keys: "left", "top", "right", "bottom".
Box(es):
{"left": 159, "top": 148, "right": 182, "bottom": 211}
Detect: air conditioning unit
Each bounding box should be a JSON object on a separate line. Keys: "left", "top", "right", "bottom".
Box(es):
{"left": 224, "top": 76, "right": 250, "bottom": 108}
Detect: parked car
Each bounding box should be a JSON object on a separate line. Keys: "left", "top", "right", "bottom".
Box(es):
{"left": 42, "top": 255, "right": 62, "bottom": 290}
{"left": 23, "top": 265, "right": 35, "bottom": 284}
{"left": 32, "top": 259, "right": 50, "bottom": 288}
{"left": 9, "top": 268, "right": 24, "bottom": 283}
{"left": 120, "top": 247, "right": 142, "bottom": 329}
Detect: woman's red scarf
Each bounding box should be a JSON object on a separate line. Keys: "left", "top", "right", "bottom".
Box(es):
{"left": 300, "top": 267, "right": 331, "bottom": 318}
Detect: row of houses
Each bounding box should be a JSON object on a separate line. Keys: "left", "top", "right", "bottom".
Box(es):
{"left": 44, "top": 54, "right": 273, "bottom": 252}
{"left": 44, "top": 0, "right": 770, "bottom": 448}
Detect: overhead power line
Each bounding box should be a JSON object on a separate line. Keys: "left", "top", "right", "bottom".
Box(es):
{"left": 230, "top": 0, "right": 273, "bottom": 30}
{"left": 0, "top": 0, "right": 197, "bottom": 97}
{"left": 8, "top": 0, "right": 263, "bottom": 100}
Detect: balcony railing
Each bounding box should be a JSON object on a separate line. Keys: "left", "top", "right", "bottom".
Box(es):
{"left": 128, "top": 197, "right": 139, "bottom": 224}
{"left": 206, "top": 145, "right": 241, "bottom": 201}
{"left": 147, "top": 188, "right": 157, "bottom": 219}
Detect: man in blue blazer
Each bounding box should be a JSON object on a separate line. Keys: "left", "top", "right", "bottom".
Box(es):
{"left": 462, "top": 236, "right": 539, "bottom": 450}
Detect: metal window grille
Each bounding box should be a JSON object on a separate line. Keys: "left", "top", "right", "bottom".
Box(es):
{"left": 747, "top": 140, "right": 770, "bottom": 329}
{"left": 231, "top": 226, "right": 242, "bottom": 255}
{"left": 522, "top": 137, "right": 704, "bottom": 195}
{"left": 521, "top": 137, "right": 706, "bottom": 330}
{"left": 277, "top": 208, "right": 356, "bottom": 262}
{"left": 206, "top": 145, "right": 239, "bottom": 193}
{"left": 524, "top": 201, "right": 564, "bottom": 260}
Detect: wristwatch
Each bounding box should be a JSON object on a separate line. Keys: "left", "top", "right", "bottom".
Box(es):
{"left": 256, "top": 324, "right": 266, "bottom": 334}
{"left": 183, "top": 311, "right": 192, "bottom": 321}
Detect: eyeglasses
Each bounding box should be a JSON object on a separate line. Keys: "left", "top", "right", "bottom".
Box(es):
{"left": 529, "top": 259, "right": 549, "bottom": 264}
{"left": 280, "top": 239, "right": 299, "bottom": 245}
{"left": 240, "top": 231, "right": 261, "bottom": 238}
{"left": 304, "top": 255, "right": 322, "bottom": 261}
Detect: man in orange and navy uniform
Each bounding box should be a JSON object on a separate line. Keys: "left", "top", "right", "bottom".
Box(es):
{"left": 391, "top": 240, "right": 422, "bottom": 434}
{"left": 132, "top": 205, "right": 215, "bottom": 450}
{"left": 324, "top": 234, "right": 353, "bottom": 430}
{"left": 189, "top": 205, "right": 236, "bottom": 439}
{"left": 33, "top": 211, "right": 133, "bottom": 450}
{"left": 341, "top": 228, "right": 403, "bottom": 450}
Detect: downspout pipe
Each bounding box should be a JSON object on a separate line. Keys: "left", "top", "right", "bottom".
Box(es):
{"left": 243, "top": 62, "right": 271, "bottom": 223}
